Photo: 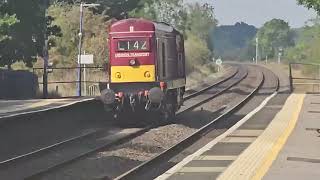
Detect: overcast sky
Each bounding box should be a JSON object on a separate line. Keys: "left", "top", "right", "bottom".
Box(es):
{"left": 197, "top": 0, "right": 317, "bottom": 28}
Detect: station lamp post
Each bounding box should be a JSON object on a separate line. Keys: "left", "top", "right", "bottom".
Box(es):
{"left": 77, "top": 3, "right": 100, "bottom": 97}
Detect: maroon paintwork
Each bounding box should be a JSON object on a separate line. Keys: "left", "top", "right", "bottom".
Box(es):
{"left": 109, "top": 19, "right": 156, "bottom": 66}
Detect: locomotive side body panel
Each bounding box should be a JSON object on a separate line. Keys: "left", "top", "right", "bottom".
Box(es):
{"left": 155, "top": 23, "right": 186, "bottom": 89}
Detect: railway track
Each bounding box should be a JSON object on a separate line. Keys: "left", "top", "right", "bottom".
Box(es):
{"left": 0, "top": 65, "right": 248, "bottom": 180}
{"left": 20, "top": 66, "right": 248, "bottom": 180}
{"left": 113, "top": 66, "right": 280, "bottom": 180}
{"left": 107, "top": 68, "right": 265, "bottom": 180}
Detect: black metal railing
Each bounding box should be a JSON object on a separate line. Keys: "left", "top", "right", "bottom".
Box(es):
{"left": 289, "top": 62, "right": 320, "bottom": 92}
{"left": 33, "top": 66, "right": 107, "bottom": 98}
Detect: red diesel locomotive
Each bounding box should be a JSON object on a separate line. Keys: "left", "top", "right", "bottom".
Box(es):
{"left": 100, "top": 18, "right": 186, "bottom": 120}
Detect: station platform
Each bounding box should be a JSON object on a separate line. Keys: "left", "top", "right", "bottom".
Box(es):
{"left": 156, "top": 93, "right": 320, "bottom": 180}
{"left": 0, "top": 97, "right": 94, "bottom": 118}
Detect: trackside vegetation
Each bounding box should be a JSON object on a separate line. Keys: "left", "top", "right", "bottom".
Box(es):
{"left": 0, "top": 0, "right": 319, "bottom": 68}
{"left": 0, "top": 0, "right": 216, "bottom": 74}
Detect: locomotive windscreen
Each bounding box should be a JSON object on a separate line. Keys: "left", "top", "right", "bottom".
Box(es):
{"left": 117, "top": 39, "right": 149, "bottom": 51}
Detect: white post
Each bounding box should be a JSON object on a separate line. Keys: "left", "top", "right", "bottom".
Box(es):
{"left": 83, "top": 51, "right": 86, "bottom": 96}
{"left": 266, "top": 55, "right": 268, "bottom": 64}
{"left": 278, "top": 48, "right": 283, "bottom": 64}
{"left": 255, "top": 37, "right": 259, "bottom": 64}
{"left": 318, "top": 65, "right": 320, "bottom": 80}
{"left": 84, "top": 64, "right": 86, "bottom": 96}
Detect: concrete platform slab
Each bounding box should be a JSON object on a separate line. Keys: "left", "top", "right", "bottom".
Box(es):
{"left": 264, "top": 94, "right": 320, "bottom": 180}
{"left": 0, "top": 97, "right": 94, "bottom": 118}
{"left": 168, "top": 172, "right": 220, "bottom": 180}
{"left": 202, "top": 143, "right": 250, "bottom": 156}
{"left": 185, "top": 160, "right": 233, "bottom": 167}
{"left": 156, "top": 89, "right": 280, "bottom": 180}
{"left": 218, "top": 94, "right": 305, "bottom": 180}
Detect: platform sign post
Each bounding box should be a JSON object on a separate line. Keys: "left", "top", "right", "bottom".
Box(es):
{"left": 80, "top": 54, "right": 94, "bottom": 96}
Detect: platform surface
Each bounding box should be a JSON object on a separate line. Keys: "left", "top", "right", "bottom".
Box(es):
{"left": 263, "top": 94, "right": 320, "bottom": 180}
{"left": 157, "top": 93, "right": 320, "bottom": 180}
{"left": 0, "top": 97, "right": 94, "bottom": 118}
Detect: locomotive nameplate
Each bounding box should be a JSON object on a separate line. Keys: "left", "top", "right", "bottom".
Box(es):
{"left": 115, "top": 52, "right": 150, "bottom": 58}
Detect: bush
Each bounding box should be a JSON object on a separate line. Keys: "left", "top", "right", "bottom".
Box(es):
{"left": 185, "top": 33, "right": 212, "bottom": 73}
{"left": 48, "top": 4, "right": 110, "bottom": 67}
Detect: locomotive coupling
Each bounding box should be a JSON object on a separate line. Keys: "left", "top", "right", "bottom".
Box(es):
{"left": 100, "top": 89, "right": 116, "bottom": 105}
{"left": 148, "top": 87, "right": 164, "bottom": 104}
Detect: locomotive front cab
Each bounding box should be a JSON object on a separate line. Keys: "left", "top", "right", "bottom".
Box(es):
{"left": 101, "top": 19, "right": 162, "bottom": 113}
{"left": 110, "top": 37, "right": 156, "bottom": 83}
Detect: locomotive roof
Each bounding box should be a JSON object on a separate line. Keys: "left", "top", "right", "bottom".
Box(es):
{"left": 110, "top": 18, "right": 179, "bottom": 34}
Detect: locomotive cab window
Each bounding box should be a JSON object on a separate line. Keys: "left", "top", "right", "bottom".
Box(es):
{"left": 117, "top": 39, "right": 149, "bottom": 51}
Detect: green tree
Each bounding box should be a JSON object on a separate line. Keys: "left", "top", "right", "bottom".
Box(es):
{"left": 185, "top": 32, "right": 211, "bottom": 72}
{"left": 0, "top": 0, "right": 63, "bottom": 68}
{"left": 131, "top": 0, "right": 188, "bottom": 33}
{"left": 0, "top": 2, "right": 19, "bottom": 67}
{"left": 52, "top": 0, "right": 144, "bottom": 19}
{"left": 211, "top": 22, "right": 257, "bottom": 60}
{"left": 0, "top": 0, "right": 46, "bottom": 67}
{"left": 0, "top": 14, "right": 18, "bottom": 42}
{"left": 297, "top": 0, "right": 320, "bottom": 13}
{"left": 256, "top": 19, "right": 294, "bottom": 58}
{"left": 47, "top": 4, "right": 109, "bottom": 67}
{"left": 285, "top": 17, "right": 320, "bottom": 64}
{"left": 186, "top": 3, "right": 216, "bottom": 41}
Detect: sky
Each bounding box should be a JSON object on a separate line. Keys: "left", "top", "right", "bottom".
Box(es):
{"left": 197, "top": 0, "right": 317, "bottom": 28}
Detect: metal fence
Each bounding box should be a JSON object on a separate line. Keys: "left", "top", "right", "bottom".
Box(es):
{"left": 289, "top": 62, "right": 320, "bottom": 93}
{"left": 33, "top": 66, "right": 107, "bottom": 98}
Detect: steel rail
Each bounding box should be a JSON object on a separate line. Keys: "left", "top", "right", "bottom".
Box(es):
{"left": 0, "top": 66, "right": 238, "bottom": 123}
{"left": 0, "top": 65, "right": 243, "bottom": 166}
{"left": 0, "top": 66, "right": 243, "bottom": 168}
{"left": 114, "top": 71, "right": 267, "bottom": 180}
{"left": 1, "top": 67, "right": 243, "bottom": 169}
{"left": 180, "top": 68, "right": 248, "bottom": 114}
{"left": 184, "top": 67, "right": 239, "bottom": 100}
{"left": 0, "top": 129, "right": 102, "bottom": 166}
{"left": 22, "top": 66, "right": 248, "bottom": 180}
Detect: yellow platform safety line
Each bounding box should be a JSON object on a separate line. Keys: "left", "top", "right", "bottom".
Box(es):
{"left": 111, "top": 65, "right": 155, "bottom": 83}
{"left": 218, "top": 93, "right": 305, "bottom": 180}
